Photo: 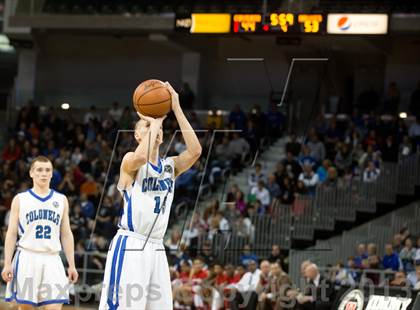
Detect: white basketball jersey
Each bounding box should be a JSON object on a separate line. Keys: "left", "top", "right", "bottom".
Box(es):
{"left": 17, "top": 189, "right": 65, "bottom": 253}
{"left": 118, "top": 157, "right": 175, "bottom": 240}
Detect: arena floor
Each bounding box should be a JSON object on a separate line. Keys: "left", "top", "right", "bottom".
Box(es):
{"left": 0, "top": 302, "right": 95, "bottom": 310}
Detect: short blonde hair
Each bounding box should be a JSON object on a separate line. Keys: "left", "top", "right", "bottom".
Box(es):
{"left": 30, "top": 156, "right": 52, "bottom": 170}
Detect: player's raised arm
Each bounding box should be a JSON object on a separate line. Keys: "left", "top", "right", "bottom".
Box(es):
{"left": 60, "top": 197, "right": 79, "bottom": 283}
{"left": 166, "top": 82, "right": 202, "bottom": 177}
{"left": 1, "top": 196, "right": 19, "bottom": 282}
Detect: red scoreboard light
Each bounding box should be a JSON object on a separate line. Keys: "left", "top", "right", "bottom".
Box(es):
{"left": 232, "top": 14, "right": 262, "bottom": 33}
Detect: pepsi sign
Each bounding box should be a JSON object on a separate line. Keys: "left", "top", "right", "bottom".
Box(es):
{"left": 327, "top": 14, "right": 388, "bottom": 34}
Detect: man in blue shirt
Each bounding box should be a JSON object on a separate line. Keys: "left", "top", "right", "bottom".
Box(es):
{"left": 354, "top": 243, "right": 368, "bottom": 268}
{"left": 229, "top": 104, "right": 247, "bottom": 131}
{"left": 239, "top": 244, "right": 259, "bottom": 266}
{"left": 383, "top": 243, "right": 401, "bottom": 271}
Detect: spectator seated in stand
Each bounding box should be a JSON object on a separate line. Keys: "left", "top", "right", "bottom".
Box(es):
{"left": 298, "top": 164, "right": 319, "bottom": 195}
{"left": 316, "top": 159, "right": 332, "bottom": 183}
{"left": 248, "top": 163, "right": 266, "bottom": 190}
{"left": 354, "top": 243, "right": 368, "bottom": 269}
{"left": 239, "top": 244, "right": 259, "bottom": 267}
{"left": 306, "top": 132, "right": 326, "bottom": 164}
{"left": 266, "top": 174, "right": 281, "bottom": 203}
{"left": 229, "top": 260, "right": 261, "bottom": 310}
{"left": 298, "top": 145, "right": 317, "bottom": 168}
{"left": 175, "top": 161, "right": 199, "bottom": 195}
{"left": 383, "top": 243, "right": 402, "bottom": 272}
{"left": 227, "top": 132, "right": 251, "bottom": 174}
{"left": 363, "top": 160, "right": 380, "bottom": 183}
{"left": 400, "top": 238, "right": 416, "bottom": 272}
{"left": 408, "top": 265, "right": 420, "bottom": 289}
{"left": 250, "top": 180, "right": 271, "bottom": 213}
{"left": 390, "top": 271, "right": 408, "bottom": 287}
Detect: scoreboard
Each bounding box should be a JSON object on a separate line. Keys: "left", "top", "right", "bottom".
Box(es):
{"left": 176, "top": 12, "right": 325, "bottom": 34}
{"left": 232, "top": 13, "right": 324, "bottom": 34}
{"left": 175, "top": 13, "right": 388, "bottom": 35}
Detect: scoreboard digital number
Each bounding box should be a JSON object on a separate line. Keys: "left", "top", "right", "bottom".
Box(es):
{"left": 232, "top": 13, "right": 324, "bottom": 34}
{"left": 269, "top": 13, "right": 294, "bottom": 32}
{"left": 298, "top": 14, "right": 323, "bottom": 33}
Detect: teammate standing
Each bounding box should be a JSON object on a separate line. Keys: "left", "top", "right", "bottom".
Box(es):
{"left": 99, "top": 82, "right": 202, "bottom": 309}
{"left": 2, "top": 156, "right": 78, "bottom": 309}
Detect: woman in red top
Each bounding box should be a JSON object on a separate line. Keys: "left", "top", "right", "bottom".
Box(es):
{"left": 214, "top": 264, "right": 228, "bottom": 286}
{"left": 2, "top": 139, "right": 21, "bottom": 162}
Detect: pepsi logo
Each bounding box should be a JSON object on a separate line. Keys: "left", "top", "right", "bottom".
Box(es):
{"left": 338, "top": 16, "right": 351, "bottom": 30}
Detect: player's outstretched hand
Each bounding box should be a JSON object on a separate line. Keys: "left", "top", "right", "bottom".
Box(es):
{"left": 1, "top": 265, "right": 13, "bottom": 282}
{"left": 165, "top": 82, "right": 180, "bottom": 111}
{"left": 67, "top": 266, "right": 79, "bottom": 284}
{"left": 137, "top": 112, "right": 166, "bottom": 126}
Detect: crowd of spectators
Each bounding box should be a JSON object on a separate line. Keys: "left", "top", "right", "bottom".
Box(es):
{"left": 240, "top": 111, "right": 420, "bottom": 211}
{"left": 170, "top": 246, "right": 298, "bottom": 310}
{"left": 168, "top": 227, "right": 420, "bottom": 309}
{"left": 166, "top": 106, "right": 420, "bottom": 308}
{"left": 327, "top": 227, "right": 420, "bottom": 290}
{"left": 1, "top": 90, "right": 420, "bottom": 308}
{"left": 167, "top": 102, "right": 420, "bottom": 308}
{"left": 178, "top": 110, "right": 420, "bottom": 249}
{"left": 0, "top": 99, "right": 284, "bottom": 283}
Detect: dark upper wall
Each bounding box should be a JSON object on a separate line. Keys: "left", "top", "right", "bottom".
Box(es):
{"left": 30, "top": 33, "right": 419, "bottom": 112}
{"left": 34, "top": 34, "right": 183, "bottom": 107}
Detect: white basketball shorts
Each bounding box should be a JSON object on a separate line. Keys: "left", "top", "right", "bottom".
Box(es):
{"left": 99, "top": 229, "right": 173, "bottom": 310}
{"left": 5, "top": 248, "right": 69, "bottom": 307}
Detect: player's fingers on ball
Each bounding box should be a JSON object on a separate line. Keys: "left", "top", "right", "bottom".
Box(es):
{"left": 137, "top": 112, "right": 153, "bottom": 123}
{"left": 165, "top": 82, "right": 175, "bottom": 93}
{"left": 137, "top": 112, "right": 149, "bottom": 120}
{"left": 137, "top": 112, "right": 147, "bottom": 120}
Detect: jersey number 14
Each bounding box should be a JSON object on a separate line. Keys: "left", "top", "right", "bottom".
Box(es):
{"left": 154, "top": 196, "right": 161, "bottom": 214}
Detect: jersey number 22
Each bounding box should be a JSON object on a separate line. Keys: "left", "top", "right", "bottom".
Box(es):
{"left": 35, "top": 225, "right": 51, "bottom": 239}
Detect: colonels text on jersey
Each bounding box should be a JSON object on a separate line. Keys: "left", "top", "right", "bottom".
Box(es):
{"left": 17, "top": 189, "right": 65, "bottom": 253}
{"left": 118, "top": 157, "right": 175, "bottom": 240}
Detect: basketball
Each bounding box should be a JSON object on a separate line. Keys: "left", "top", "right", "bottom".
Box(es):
{"left": 132, "top": 79, "right": 172, "bottom": 118}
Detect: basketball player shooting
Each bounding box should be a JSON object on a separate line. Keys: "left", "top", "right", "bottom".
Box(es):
{"left": 1, "top": 156, "right": 78, "bottom": 309}
{"left": 99, "top": 82, "right": 202, "bottom": 309}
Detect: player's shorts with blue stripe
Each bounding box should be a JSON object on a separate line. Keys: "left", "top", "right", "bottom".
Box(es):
{"left": 99, "top": 229, "right": 173, "bottom": 310}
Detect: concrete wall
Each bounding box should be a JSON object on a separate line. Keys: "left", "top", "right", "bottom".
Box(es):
{"left": 34, "top": 34, "right": 183, "bottom": 107}
{"left": 385, "top": 37, "right": 420, "bottom": 111}
{"left": 26, "top": 33, "right": 420, "bottom": 113}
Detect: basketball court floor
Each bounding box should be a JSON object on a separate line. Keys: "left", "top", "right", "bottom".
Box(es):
{"left": 0, "top": 302, "right": 95, "bottom": 309}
